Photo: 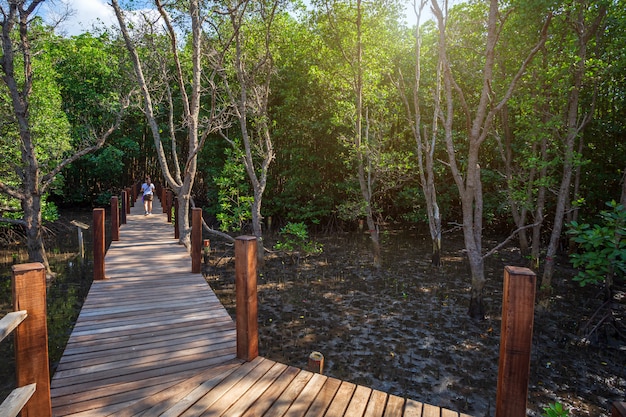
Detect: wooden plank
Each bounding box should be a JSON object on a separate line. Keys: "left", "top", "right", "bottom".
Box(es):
{"left": 303, "top": 377, "right": 342, "bottom": 417}
{"left": 221, "top": 362, "right": 289, "bottom": 417}
{"left": 283, "top": 372, "right": 328, "bottom": 417}
{"left": 442, "top": 408, "right": 460, "bottom": 417}
{"left": 106, "top": 362, "right": 242, "bottom": 417}
{"left": 51, "top": 376, "right": 185, "bottom": 417}
{"left": 344, "top": 385, "right": 372, "bottom": 417}
{"left": 177, "top": 357, "right": 266, "bottom": 417}
{"left": 421, "top": 402, "right": 442, "bottom": 417}
{"left": 403, "top": 399, "right": 424, "bottom": 417}
{"left": 0, "top": 383, "right": 36, "bottom": 417}
{"left": 56, "top": 329, "right": 236, "bottom": 369}
{"left": 51, "top": 351, "right": 236, "bottom": 396}
{"left": 240, "top": 366, "right": 301, "bottom": 417}
{"left": 323, "top": 381, "right": 356, "bottom": 417}
{"left": 0, "top": 310, "right": 27, "bottom": 342}
{"left": 52, "top": 342, "right": 235, "bottom": 380}
{"left": 261, "top": 369, "right": 314, "bottom": 417}
{"left": 382, "top": 395, "right": 405, "bottom": 417}
{"left": 363, "top": 390, "right": 387, "bottom": 417}
{"left": 199, "top": 357, "right": 276, "bottom": 416}
{"left": 137, "top": 368, "right": 240, "bottom": 417}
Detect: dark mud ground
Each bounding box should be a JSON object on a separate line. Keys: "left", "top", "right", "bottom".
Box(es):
{"left": 205, "top": 230, "right": 625, "bottom": 417}
{"left": 1, "top": 215, "right": 625, "bottom": 416}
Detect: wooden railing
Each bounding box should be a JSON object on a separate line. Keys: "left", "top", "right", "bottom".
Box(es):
{"left": 0, "top": 263, "right": 52, "bottom": 417}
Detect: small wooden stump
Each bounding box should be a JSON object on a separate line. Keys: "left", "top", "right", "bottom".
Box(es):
{"left": 308, "top": 351, "right": 324, "bottom": 374}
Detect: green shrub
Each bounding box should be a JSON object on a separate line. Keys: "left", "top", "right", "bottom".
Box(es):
{"left": 275, "top": 222, "right": 323, "bottom": 256}
{"left": 542, "top": 402, "right": 569, "bottom": 417}
{"left": 567, "top": 201, "right": 626, "bottom": 287}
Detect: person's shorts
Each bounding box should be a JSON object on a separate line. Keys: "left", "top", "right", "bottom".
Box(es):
{"left": 144, "top": 194, "right": 153, "bottom": 201}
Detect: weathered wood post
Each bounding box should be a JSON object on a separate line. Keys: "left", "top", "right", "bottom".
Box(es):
{"left": 174, "top": 197, "right": 179, "bottom": 240}
{"left": 93, "top": 208, "right": 106, "bottom": 281}
{"left": 191, "top": 208, "right": 202, "bottom": 273}
{"left": 308, "top": 351, "right": 324, "bottom": 374}
{"left": 126, "top": 187, "right": 132, "bottom": 211}
{"left": 162, "top": 187, "right": 167, "bottom": 213}
{"left": 613, "top": 402, "right": 626, "bottom": 417}
{"left": 167, "top": 190, "right": 173, "bottom": 223}
{"left": 12, "top": 263, "right": 52, "bottom": 417}
{"left": 235, "top": 236, "right": 259, "bottom": 361}
{"left": 120, "top": 191, "right": 127, "bottom": 225}
{"left": 495, "top": 266, "right": 536, "bottom": 417}
{"left": 111, "top": 196, "right": 119, "bottom": 241}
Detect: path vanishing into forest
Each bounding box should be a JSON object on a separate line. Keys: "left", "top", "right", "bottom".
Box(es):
{"left": 49, "top": 196, "right": 473, "bottom": 417}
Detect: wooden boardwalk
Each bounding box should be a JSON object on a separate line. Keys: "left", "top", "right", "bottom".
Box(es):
{"left": 50, "top": 197, "right": 472, "bottom": 417}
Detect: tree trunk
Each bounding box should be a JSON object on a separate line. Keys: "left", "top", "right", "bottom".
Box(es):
{"left": 540, "top": 3, "right": 606, "bottom": 293}
{"left": 251, "top": 195, "right": 265, "bottom": 267}
{"left": 531, "top": 137, "right": 549, "bottom": 270}
{"left": 621, "top": 168, "right": 626, "bottom": 207}
{"left": 22, "top": 192, "right": 49, "bottom": 271}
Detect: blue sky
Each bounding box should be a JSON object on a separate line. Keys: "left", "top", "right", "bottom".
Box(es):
{"left": 50, "top": 0, "right": 427, "bottom": 37}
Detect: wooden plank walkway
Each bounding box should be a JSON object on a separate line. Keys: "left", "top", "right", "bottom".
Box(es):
{"left": 50, "top": 196, "right": 473, "bottom": 417}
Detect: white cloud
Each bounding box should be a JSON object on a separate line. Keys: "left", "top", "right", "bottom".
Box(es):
{"left": 45, "top": 0, "right": 118, "bottom": 37}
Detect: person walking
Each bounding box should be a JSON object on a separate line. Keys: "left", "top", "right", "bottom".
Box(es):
{"left": 141, "top": 177, "right": 155, "bottom": 215}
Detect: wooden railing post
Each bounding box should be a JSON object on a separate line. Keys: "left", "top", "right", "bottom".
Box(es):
{"left": 93, "top": 208, "right": 106, "bottom": 281}
{"left": 111, "top": 196, "right": 119, "bottom": 242}
{"left": 126, "top": 187, "right": 132, "bottom": 211}
{"left": 120, "top": 191, "right": 127, "bottom": 225}
{"left": 495, "top": 266, "right": 536, "bottom": 417}
{"left": 167, "top": 190, "right": 173, "bottom": 223}
{"left": 162, "top": 187, "right": 167, "bottom": 213}
{"left": 191, "top": 207, "right": 202, "bottom": 273}
{"left": 12, "top": 263, "right": 52, "bottom": 417}
{"left": 235, "top": 236, "right": 259, "bottom": 361}
{"left": 613, "top": 402, "right": 626, "bottom": 417}
{"left": 174, "top": 197, "right": 179, "bottom": 240}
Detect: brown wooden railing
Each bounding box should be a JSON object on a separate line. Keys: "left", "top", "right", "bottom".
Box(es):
{"left": 0, "top": 263, "right": 51, "bottom": 417}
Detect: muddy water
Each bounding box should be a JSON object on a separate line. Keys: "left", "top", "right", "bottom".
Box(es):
{"left": 206, "top": 230, "right": 625, "bottom": 417}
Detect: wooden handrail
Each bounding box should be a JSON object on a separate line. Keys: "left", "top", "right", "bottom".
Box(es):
{"left": 0, "top": 383, "right": 36, "bottom": 417}
{"left": 0, "top": 310, "right": 27, "bottom": 342}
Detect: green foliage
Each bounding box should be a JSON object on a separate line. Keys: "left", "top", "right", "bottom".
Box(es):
{"left": 567, "top": 201, "right": 626, "bottom": 287}
{"left": 542, "top": 402, "right": 569, "bottom": 417}
{"left": 215, "top": 146, "right": 253, "bottom": 232}
{"left": 275, "top": 222, "right": 323, "bottom": 255}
